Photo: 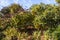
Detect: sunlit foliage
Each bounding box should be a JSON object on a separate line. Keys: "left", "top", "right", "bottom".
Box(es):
{"left": 0, "top": 0, "right": 60, "bottom": 40}
{"left": 56, "top": 0, "right": 60, "bottom": 3}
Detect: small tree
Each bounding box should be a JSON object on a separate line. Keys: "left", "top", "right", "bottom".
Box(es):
{"left": 33, "top": 4, "right": 60, "bottom": 36}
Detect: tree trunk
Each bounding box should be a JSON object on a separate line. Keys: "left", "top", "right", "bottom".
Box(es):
{"left": 40, "top": 29, "right": 45, "bottom": 40}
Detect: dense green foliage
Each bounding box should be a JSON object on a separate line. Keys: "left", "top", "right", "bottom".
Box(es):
{"left": 0, "top": 1, "right": 60, "bottom": 40}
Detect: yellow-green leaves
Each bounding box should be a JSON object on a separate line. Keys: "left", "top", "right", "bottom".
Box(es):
{"left": 30, "top": 3, "right": 46, "bottom": 15}
{"left": 56, "top": 0, "right": 60, "bottom": 3}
